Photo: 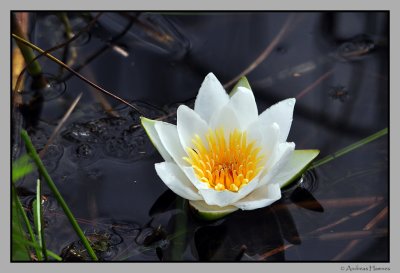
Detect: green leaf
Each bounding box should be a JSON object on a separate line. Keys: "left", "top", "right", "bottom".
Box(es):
{"left": 230, "top": 76, "right": 251, "bottom": 97}
{"left": 12, "top": 155, "right": 34, "bottom": 182}
{"left": 12, "top": 233, "right": 62, "bottom": 261}
{"left": 279, "top": 149, "right": 320, "bottom": 189}
{"left": 12, "top": 187, "right": 31, "bottom": 261}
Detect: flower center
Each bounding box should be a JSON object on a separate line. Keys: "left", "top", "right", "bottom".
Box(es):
{"left": 183, "top": 128, "right": 265, "bottom": 192}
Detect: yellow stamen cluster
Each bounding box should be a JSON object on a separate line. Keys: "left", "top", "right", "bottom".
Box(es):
{"left": 183, "top": 128, "right": 265, "bottom": 192}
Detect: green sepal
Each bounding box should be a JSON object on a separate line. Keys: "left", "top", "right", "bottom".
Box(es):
{"left": 280, "top": 149, "right": 320, "bottom": 189}
{"left": 230, "top": 76, "right": 251, "bottom": 97}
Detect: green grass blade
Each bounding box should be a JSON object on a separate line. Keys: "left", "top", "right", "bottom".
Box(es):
{"left": 12, "top": 155, "right": 34, "bottom": 182}
{"left": 12, "top": 234, "right": 63, "bottom": 261}
{"left": 32, "top": 197, "right": 43, "bottom": 261}
{"left": 12, "top": 184, "right": 42, "bottom": 260}
{"left": 21, "top": 129, "right": 99, "bottom": 261}
{"left": 12, "top": 155, "right": 44, "bottom": 260}
{"left": 12, "top": 186, "right": 32, "bottom": 261}
{"left": 310, "top": 127, "right": 388, "bottom": 169}
{"left": 33, "top": 179, "right": 48, "bottom": 260}
{"left": 45, "top": 250, "right": 62, "bottom": 261}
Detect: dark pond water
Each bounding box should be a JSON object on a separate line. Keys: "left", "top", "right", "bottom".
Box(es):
{"left": 12, "top": 11, "right": 388, "bottom": 261}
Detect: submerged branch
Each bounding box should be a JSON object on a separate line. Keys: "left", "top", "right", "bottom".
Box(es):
{"left": 274, "top": 196, "right": 384, "bottom": 211}
{"left": 259, "top": 198, "right": 385, "bottom": 260}
{"left": 332, "top": 206, "right": 388, "bottom": 260}
{"left": 223, "top": 14, "right": 295, "bottom": 88}
{"left": 296, "top": 68, "right": 335, "bottom": 99}
{"left": 39, "top": 93, "right": 83, "bottom": 158}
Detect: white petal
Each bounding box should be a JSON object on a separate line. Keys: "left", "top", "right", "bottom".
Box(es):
{"left": 177, "top": 105, "right": 210, "bottom": 151}
{"left": 198, "top": 176, "right": 260, "bottom": 207}
{"left": 233, "top": 183, "right": 281, "bottom": 210}
{"left": 258, "top": 98, "right": 296, "bottom": 142}
{"left": 209, "top": 103, "right": 240, "bottom": 136}
{"left": 269, "top": 142, "right": 296, "bottom": 170}
{"left": 262, "top": 123, "right": 280, "bottom": 157}
{"left": 140, "top": 117, "right": 173, "bottom": 162}
{"left": 228, "top": 86, "right": 258, "bottom": 129}
{"left": 181, "top": 166, "right": 209, "bottom": 190}
{"left": 273, "top": 150, "right": 320, "bottom": 188}
{"left": 155, "top": 162, "right": 202, "bottom": 201}
{"left": 247, "top": 121, "right": 280, "bottom": 164}
{"left": 155, "top": 122, "right": 188, "bottom": 167}
{"left": 155, "top": 121, "right": 212, "bottom": 191}
{"left": 259, "top": 142, "right": 295, "bottom": 187}
{"left": 194, "top": 73, "right": 229, "bottom": 123}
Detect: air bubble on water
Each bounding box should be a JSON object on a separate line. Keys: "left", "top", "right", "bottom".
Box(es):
{"left": 68, "top": 143, "right": 99, "bottom": 167}
{"left": 62, "top": 123, "right": 99, "bottom": 143}
{"left": 22, "top": 73, "right": 67, "bottom": 101}
{"left": 60, "top": 105, "right": 158, "bottom": 164}
{"left": 75, "top": 143, "right": 95, "bottom": 159}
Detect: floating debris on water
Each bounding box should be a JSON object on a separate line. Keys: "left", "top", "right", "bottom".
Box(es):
{"left": 335, "top": 34, "right": 375, "bottom": 61}
{"left": 328, "top": 85, "right": 349, "bottom": 102}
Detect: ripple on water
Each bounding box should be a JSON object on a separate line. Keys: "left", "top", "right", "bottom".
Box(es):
{"left": 41, "top": 143, "right": 64, "bottom": 173}
{"left": 26, "top": 124, "right": 64, "bottom": 173}
{"left": 300, "top": 169, "right": 319, "bottom": 193}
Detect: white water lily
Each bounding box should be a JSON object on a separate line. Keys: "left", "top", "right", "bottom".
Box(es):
{"left": 141, "top": 73, "right": 319, "bottom": 220}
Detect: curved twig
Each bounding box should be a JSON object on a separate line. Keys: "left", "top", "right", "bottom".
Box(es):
{"left": 12, "top": 33, "right": 144, "bottom": 115}
{"left": 13, "top": 12, "right": 103, "bottom": 94}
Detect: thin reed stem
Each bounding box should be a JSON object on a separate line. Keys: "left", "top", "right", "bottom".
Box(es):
{"left": 21, "top": 129, "right": 99, "bottom": 261}
{"left": 310, "top": 128, "right": 388, "bottom": 169}
{"left": 12, "top": 185, "right": 42, "bottom": 260}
